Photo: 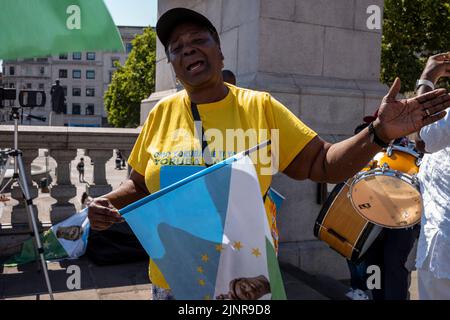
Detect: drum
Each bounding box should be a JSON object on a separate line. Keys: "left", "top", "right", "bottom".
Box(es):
{"left": 314, "top": 182, "right": 382, "bottom": 262}
{"left": 349, "top": 145, "right": 422, "bottom": 228}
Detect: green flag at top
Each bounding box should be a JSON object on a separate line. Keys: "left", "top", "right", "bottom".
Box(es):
{"left": 0, "top": 0, "right": 124, "bottom": 60}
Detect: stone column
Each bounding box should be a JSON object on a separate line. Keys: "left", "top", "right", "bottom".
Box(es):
{"left": 147, "top": 0, "right": 387, "bottom": 279}
{"left": 85, "top": 149, "right": 113, "bottom": 198}
{"left": 49, "top": 149, "right": 77, "bottom": 223}
{"left": 10, "top": 149, "right": 39, "bottom": 226}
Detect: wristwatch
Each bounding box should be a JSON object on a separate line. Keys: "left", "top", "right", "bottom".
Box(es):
{"left": 415, "top": 79, "right": 435, "bottom": 91}
{"left": 368, "top": 122, "right": 390, "bottom": 148}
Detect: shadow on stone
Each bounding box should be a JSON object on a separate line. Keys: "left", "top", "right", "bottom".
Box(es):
{"left": 280, "top": 262, "right": 349, "bottom": 300}
{"left": 0, "top": 255, "right": 149, "bottom": 299}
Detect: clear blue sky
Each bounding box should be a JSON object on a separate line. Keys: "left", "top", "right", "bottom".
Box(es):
{"left": 104, "top": 0, "right": 157, "bottom": 27}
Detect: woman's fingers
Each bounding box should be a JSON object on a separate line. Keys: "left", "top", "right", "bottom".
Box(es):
{"left": 421, "top": 93, "right": 450, "bottom": 110}
{"left": 88, "top": 198, "right": 124, "bottom": 230}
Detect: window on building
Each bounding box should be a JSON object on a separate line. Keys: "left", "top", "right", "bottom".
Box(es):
{"left": 86, "top": 88, "right": 95, "bottom": 97}
{"left": 39, "top": 66, "right": 45, "bottom": 75}
{"left": 38, "top": 83, "right": 45, "bottom": 90}
{"left": 126, "top": 43, "right": 133, "bottom": 53}
{"left": 59, "top": 53, "right": 68, "bottom": 60}
{"left": 73, "top": 52, "right": 82, "bottom": 60}
{"left": 24, "top": 66, "right": 32, "bottom": 76}
{"left": 86, "top": 70, "right": 95, "bottom": 79}
{"left": 72, "top": 104, "right": 81, "bottom": 115}
{"left": 59, "top": 69, "right": 68, "bottom": 78}
{"left": 109, "top": 71, "right": 114, "bottom": 83}
{"left": 26, "top": 83, "right": 32, "bottom": 89}
{"left": 72, "top": 87, "right": 81, "bottom": 96}
{"left": 111, "top": 57, "right": 120, "bottom": 67}
{"left": 62, "top": 86, "right": 67, "bottom": 96}
{"left": 72, "top": 69, "right": 81, "bottom": 79}
{"left": 36, "top": 57, "right": 48, "bottom": 62}
{"left": 86, "top": 52, "right": 96, "bottom": 60}
{"left": 9, "top": 83, "right": 15, "bottom": 88}
{"left": 9, "top": 66, "right": 15, "bottom": 76}
{"left": 86, "top": 104, "right": 95, "bottom": 115}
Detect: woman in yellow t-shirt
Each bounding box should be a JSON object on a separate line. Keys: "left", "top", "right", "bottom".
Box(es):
{"left": 87, "top": 8, "right": 450, "bottom": 300}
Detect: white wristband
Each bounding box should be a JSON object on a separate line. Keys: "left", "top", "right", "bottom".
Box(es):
{"left": 416, "top": 79, "right": 435, "bottom": 91}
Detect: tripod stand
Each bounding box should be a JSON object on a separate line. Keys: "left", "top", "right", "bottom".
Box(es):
{"left": 0, "top": 107, "right": 54, "bottom": 299}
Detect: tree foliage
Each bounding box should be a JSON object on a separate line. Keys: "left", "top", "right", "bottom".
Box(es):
{"left": 105, "top": 27, "right": 156, "bottom": 127}
{"left": 381, "top": 0, "right": 450, "bottom": 92}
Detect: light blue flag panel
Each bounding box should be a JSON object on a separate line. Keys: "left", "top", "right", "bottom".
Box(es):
{"left": 121, "top": 161, "right": 234, "bottom": 299}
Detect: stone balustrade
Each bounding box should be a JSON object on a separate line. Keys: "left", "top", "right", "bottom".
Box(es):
{"left": 0, "top": 125, "right": 139, "bottom": 255}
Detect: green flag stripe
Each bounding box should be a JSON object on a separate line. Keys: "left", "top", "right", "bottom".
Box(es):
{"left": 4, "top": 230, "right": 68, "bottom": 266}
{"left": 266, "top": 237, "right": 287, "bottom": 300}
{"left": 0, "top": 0, "right": 124, "bottom": 60}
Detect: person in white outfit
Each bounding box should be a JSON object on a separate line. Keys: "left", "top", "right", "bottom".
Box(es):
{"left": 414, "top": 52, "right": 450, "bottom": 300}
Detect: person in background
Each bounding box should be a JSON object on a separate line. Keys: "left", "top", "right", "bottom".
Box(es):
{"left": 76, "top": 157, "right": 85, "bottom": 183}
{"left": 115, "top": 150, "right": 123, "bottom": 170}
{"left": 81, "top": 192, "right": 93, "bottom": 209}
{"left": 413, "top": 52, "right": 450, "bottom": 300}
{"left": 222, "top": 69, "right": 236, "bottom": 85}
{"left": 345, "top": 117, "right": 420, "bottom": 300}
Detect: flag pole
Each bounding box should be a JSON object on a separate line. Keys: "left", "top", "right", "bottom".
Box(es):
{"left": 241, "top": 140, "right": 271, "bottom": 158}
{"left": 121, "top": 140, "right": 272, "bottom": 216}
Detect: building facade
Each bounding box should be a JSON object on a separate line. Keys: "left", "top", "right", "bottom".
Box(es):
{"left": 1, "top": 26, "right": 145, "bottom": 127}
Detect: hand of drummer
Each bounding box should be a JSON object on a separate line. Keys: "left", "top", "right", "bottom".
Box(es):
{"left": 373, "top": 77, "right": 449, "bottom": 143}
{"left": 420, "top": 52, "right": 450, "bottom": 84}
{"left": 87, "top": 197, "right": 125, "bottom": 231}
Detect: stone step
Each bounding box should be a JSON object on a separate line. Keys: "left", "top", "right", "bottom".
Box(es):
{"left": 0, "top": 257, "right": 340, "bottom": 300}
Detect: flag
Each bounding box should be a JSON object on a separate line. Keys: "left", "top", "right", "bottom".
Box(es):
{"left": 122, "top": 156, "right": 287, "bottom": 300}
{"left": 267, "top": 187, "right": 285, "bottom": 212}
{"left": 0, "top": 0, "right": 124, "bottom": 60}
{"left": 4, "top": 208, "right": 89, "bottom": 266}
{"left": 266, "top": 187, "right": 285, "bottom": 252}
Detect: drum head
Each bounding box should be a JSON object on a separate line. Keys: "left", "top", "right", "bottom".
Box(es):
{"left": 350, "top": 174, "right": 422, "bottom": 228}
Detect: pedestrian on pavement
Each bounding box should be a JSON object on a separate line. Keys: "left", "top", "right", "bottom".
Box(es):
{"left": 76, "top": 157, "right": 85, "bottom": 183}
{"left": 115, "top": 150, "right": 123, "bottom": 170}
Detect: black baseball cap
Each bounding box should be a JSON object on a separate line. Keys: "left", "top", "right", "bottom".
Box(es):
{"left": 156, "top": 8, "right": 219, "bottom": 49}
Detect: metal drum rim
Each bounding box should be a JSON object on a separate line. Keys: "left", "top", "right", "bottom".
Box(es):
{"left": 386, "top": 145, "right": 421, "bottom": 159}
{"left": 349, "top": 169, "right": 422, "bottom": 229}
{"left": 352, "top": 168, "right": 419, "bottom": 188}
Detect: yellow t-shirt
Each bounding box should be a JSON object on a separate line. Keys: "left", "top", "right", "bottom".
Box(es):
{"left": 128, "top": 84, "right": 317, "bottom": 289}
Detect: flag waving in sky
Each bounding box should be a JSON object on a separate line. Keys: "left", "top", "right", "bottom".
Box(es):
{"left": 0, "top": 0, "right": 124, "bottom": 60}
{"left": 122, "top": 155, "right": 286, "bottom": 300}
